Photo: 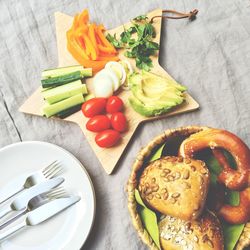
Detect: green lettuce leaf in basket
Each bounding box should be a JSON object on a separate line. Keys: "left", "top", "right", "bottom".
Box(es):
{"left": 133, "top": 144, "right": 164, "bottom": 249}
{"left": 222, "top": 209, "right": 244, "bottom": 250}
{"left": 134, "top": 189, "right": 161, "bottom": 249}
{"left": 149, "top": 144, "right": 165, "bottom": 162}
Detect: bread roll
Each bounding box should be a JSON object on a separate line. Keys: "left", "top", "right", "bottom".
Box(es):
{"left": 138, "top": 156, "right": 210, "bottom": 220}
{"left": 159, "top": 210, "right": 224, "bottom": 250}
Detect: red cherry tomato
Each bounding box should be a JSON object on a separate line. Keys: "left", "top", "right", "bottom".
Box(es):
{"left": 106, "top": 96, "right": 124, "bottom": 113}
{"left": 95, "top": 129, "right": 121, "bottom": 148}
{"left": 86, "top": 115, "right": 111, "bottom": 132}
{"left": 111, "top": 112, "right": 127, "bottom": 132}
{"left": 82, "top": 98, "right": 107, "bottom": 118}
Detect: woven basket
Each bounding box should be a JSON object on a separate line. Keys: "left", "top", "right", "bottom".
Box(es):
{"left": 127, "top": 126, "right": 250, "bottom": 250}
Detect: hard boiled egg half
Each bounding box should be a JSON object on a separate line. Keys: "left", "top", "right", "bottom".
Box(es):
{"left": 93, "top": 61, "right": 132, "bottom": 98}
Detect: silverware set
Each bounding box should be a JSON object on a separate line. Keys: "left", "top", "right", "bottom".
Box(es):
{"left": 0, "top": 161, "right": 81, "bottom": 241}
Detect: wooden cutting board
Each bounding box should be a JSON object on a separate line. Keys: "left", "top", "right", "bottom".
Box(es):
{"left": 19, "top": 9, "right": 199, "bottom": 174}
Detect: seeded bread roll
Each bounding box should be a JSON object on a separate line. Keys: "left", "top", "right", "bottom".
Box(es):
{"left": 138, "top": 156, "right": 210, "bottom": 220}
{"left": 159, "top": 210, "right": 224, "bottom": 250}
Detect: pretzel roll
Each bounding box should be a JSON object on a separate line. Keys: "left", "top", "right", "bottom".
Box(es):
{"left": 179, "top": 128, "right": 250, "bottom": 190}
{"left": 218, "top": 187, "right": 250, "bottom": 224}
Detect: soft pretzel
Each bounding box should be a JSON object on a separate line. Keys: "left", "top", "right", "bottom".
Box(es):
{"left": 179, "top": 128, "right": 250, "bottom": 224}
{"left": 218, "top": 187, "right": 250, "bottom": 224}
{"left": 212, "top": 149, "right": 250, "bottom": 224}
{"left": 207, "top": 180, "right": 250, "bottom": 224}
{"left": 179, "top": 128, "right": 250, "bottom": 190}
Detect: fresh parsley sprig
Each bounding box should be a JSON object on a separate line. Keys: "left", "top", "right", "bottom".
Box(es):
{"left": 106, "top": 33, "right": 123, "bottom": 48}
{"left": 106, "top": 14, "right": 159, "bottom": 71}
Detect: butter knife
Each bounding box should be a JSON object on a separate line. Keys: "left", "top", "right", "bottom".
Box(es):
{"left": 0, "top": 196, "right": 80, "bottom": 241}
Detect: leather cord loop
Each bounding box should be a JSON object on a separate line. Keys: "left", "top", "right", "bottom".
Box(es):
{"left": 150, "top": 9, "right": 198, "bottom": 23}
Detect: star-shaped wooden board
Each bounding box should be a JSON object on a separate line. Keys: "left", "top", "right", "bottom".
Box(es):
{"left": 19, "top": 9, "right": 199, "bottom": 174}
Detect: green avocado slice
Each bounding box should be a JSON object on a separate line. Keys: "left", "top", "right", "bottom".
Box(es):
{"left": 128, "top": 71, "right": 186, "bottom": 117}
{"left": 142, "top": 70, "right": 187, "bottom": 92}
{"left": 129, "top": 96, "right": 173, "bottom": 117}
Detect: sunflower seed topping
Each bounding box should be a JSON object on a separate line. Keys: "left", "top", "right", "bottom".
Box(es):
{"left": 190, "top": 165, "right": 196, "bottom": 171}
{"left": 182, "top": 169, "right": 190, "bottom": 179}
{"left": 172, "top": 192, "right": 181, "bottom": 198}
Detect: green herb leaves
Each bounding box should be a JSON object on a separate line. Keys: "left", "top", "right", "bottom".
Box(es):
{"left": 133, "top": 15, "right": 148, "bottom": 21}
{"left": 106, "top": 14, "right": 159, "bottom": 71}
{"left": 106, "top": 34, "right": 123, "bottom": 48}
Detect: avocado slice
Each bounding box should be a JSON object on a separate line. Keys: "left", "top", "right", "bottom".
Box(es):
{"left": 128, "top": 71, "right": 186, "bottom": 117}
{"left": 142, "top": 70, "right": 187, "bottom": 92}
{"left": 129, "top": 96, "right": 173, "bottom": 117}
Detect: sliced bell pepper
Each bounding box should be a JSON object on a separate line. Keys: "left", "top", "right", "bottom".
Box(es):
{"left": 82, "top": 60, "right": 108, "bottom": 72}
{"left": 97, "top": 44, "right": 117, "bottom": 54}
{"left": 95, "top": 33, "right": 103, "bottom": 46}
{"left": 66, "top": 30, "right": 89, "bottom": 60}
{"left": 67, "top": 43, "right": 107, "bottom": 72}
{"left": 75, "top": 26, "right": 88, "bottom": 34}
{"left": 82, "top": 34, "right": 97, "bottom": 60}
{"left": 78, "top": 9, "right": 89, "bottom": 24}
{"left": 95, "top": 25, "right": 116, "bottom": 50}
{"left": 75, "top": 27, "right": 90, "bottom": 56}
{"left": 98, "top": 55, "right": 119, "bottom": 61}
{"left": 67, "top": 9, "right": 119, "bottom": 73}
{"left": 72, "top": 14, "right": 80, "bottom": 30}
{"left": 98, "top": 24, "right": 105, "bottom": 31}
{"left": 77, "top": 36, "right": 86, "bottom": 51}
{"left": 88, "top": 24, "right": 99, "bottom": 53}
{"left": 67, "top": 34, "right": 110, "bottom": 72}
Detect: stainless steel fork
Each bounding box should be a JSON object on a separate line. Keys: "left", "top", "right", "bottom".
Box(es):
{"left": 0, "top": 187, "right": 67, "bottom": 229}
{"left": 0, "top": 160, "right": 63, "bottom": 205}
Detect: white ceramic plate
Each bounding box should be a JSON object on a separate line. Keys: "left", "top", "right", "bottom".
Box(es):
{"left": 0, "top": 141, "right": 96, "bottom": 250}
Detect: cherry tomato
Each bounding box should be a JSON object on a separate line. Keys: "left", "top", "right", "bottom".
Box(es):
{"left": 86, "top": 115, "right": 111, "bottom": 132}
{"left": 82, "top": 98, "right": 107, "bottom": 118}
{"left": 111, "top": 112, "right": 127, "bottom": 132}
{"left": 106, "top": 96, "right": 124, "bottom": 113}
{"left": 95, "top": 129, "right": 121, "bottom": 148}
